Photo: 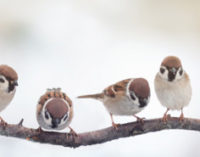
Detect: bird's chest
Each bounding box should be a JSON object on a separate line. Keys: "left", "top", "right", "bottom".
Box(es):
{"left": 156, "top": 79, "right": 192, "bottom": 110}
{"left": 103, "top": 96, "right": 142, "bottom": 115}
{"left": 0, "top": 90, "right": 15, "bottom": 112}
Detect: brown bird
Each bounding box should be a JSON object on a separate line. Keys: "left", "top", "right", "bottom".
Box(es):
{"left": 36, "top": 88, "right": 76, "bottom": 134}
{"left": 154, "top": 56, "right": 192, "bottom": 121}
{"left": 78, "top": 78, "right": 151, "bottom": 128}
{"left": 0, "top": 65, "right": 18, "bottom": 124}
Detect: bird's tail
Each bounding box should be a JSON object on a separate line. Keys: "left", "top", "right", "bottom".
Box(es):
{"left": 77, "top": 93, "right": 104, "bottom": 100}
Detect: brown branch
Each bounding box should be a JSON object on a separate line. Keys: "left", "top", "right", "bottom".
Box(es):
{"left": 0, "top": 115, "right": 200, "bottom": 148}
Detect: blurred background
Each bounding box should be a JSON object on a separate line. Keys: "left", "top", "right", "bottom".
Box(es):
{"left": 0, "top": 0, "right": 200, "bottom": 156}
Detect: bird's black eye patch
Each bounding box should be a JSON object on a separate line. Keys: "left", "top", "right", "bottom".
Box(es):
{"left": 130, "top": 93, "right": 136, "bottom": 101}
{"left": 0, "top": 78, "right": 5, "bottom": 83}
{"left": 63, "top": 114, "right": 68, "bottom": 121}
{"left": 45, "top": 111, "right": 49, "bottom": 119}
{"left": 160, "top": 68, "right": 165, "bottom": 74}
{"left": 179, "top": 69, "right": 183, "bottom": 76}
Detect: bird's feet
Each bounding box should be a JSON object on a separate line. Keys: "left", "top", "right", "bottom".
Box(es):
{"left": 112, "top": 122, "right": 120, "bottom": 130}
{"left": 162, "top": 114, "right": 168, "bottom": 122}
{"left": 179, "top": 112, "right": 184, "bottom": 121}
{"left": 179, "top": 108, "right": 184, "bottom": 121}
{"left": 0, "top": 117, "right": 7, "bottom": 127}
{"left": 162, "top": 108, "right": 170, "bottom": 122}
{"left": 110, "top": 113, "right": 120, "bottom": 129}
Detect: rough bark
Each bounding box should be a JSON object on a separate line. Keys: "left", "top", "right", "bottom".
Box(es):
{"left": 0, "top": 116, "right": 200, "bottom": 148}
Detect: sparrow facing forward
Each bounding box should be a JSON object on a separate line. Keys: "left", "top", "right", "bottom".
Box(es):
{"left": 78, "top": 78, "right": 150, "bottom": 128}
{"left": 154, "top": 56, "right": 192, "bottom": 121}
{"left": 36, "top": 88, "right": 76, "bottom": 134}
{"left": 0, "top": 65, "right": 18, "bottom": 123}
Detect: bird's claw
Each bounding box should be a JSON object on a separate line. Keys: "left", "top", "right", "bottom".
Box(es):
{"left": 179, "top": 113, "right": 184, "bottom": 121}
{"left": 112, "top": 122, "right": 120, "bottom": 130}
{"left": 0, "top": 117, "right": 7, "bottom": 127}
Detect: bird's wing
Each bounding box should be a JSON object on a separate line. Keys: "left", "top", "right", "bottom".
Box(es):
{"left": 38, "top": 88, "right": 72, "bottom": 107}
{"left": 103, "top": 79, "right": 131, "bottom": 98}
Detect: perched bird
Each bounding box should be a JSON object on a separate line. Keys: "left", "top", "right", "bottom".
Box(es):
{"left": 78, "top": 78, "right": 150, "bottom": 128}
{"left": 36, "top": 88, "right": 76, "bottom": 134}
{"left": 154, "top": 56, "right": 192, "bottom": 121}
{"left": 0, "top": 65, "right": 18, "bottom": 123}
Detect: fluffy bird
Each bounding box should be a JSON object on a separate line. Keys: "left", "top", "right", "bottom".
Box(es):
{"left": 78, "top": 78, "right": 150, "bottom": 128}
{"left": 0, "top": 65, "right": 18, "bottom": 123}
{"left": 36, "top": 88, "right": 76, "bottom": 134}
{"left": 154, "top": 56, "right": 192, "bottom": 121}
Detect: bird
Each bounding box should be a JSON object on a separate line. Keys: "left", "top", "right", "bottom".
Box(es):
{"left": 154, "top": 56, "right": 192, "bottom": 121}
{"left": 0, "top": 65, "right": 18, "bottom": 124}
{"left": 78, "top": 78, "right": 151, "bottom": 128}
{"left": 36, "top": 88, "right": 76, "bottom": 134}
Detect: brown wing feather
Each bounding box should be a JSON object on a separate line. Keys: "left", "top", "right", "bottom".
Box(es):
{"left": 36, "top": 103, "right": 43, "bottom": 115}
{"left": 38, "top": 88, "right": 72, "bottom": 108}
{"left": 104, "top": 86, "right": 116, "bottom": 97}
{"left": 78, "top": 79, "right": 132, "bottom": 100}
{"left": 113, "top": 79, "right": 131, "bottom": 91}
{"left": 104, "top": 79, "right": 131, "bottom": 98}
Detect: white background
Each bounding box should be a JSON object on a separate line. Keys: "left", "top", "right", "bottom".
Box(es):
{"left": 0, "top": 0, "right": 200, "bottom": 156}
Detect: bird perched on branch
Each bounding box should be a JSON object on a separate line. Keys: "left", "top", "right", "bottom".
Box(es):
{"left": 0, "top": 65, "right": 18, "bottom": 124}
{"left": 36, "top": 88, "right": 76, "bottom": 135}
{"left": 78, "top": 78, "right": 150, "bottom": 128}
{"left": 154, "top": 56, "right": 192, "bottom": 121}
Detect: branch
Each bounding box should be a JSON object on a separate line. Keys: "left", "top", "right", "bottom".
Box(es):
{"left": 0, "top": 115, "right": 200, "bottom": 148}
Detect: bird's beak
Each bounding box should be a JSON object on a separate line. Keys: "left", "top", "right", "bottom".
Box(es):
{"left": 139, "top": 99, "right": 147, "bottom": 108}
{"left": 51, "top": 118, "right": 60, "bottom": 128}
{"left": 170, "top": 68, "right": 176, "bottom": 75}
{"left": 13, "top": 80, "right": 18, "bottom": 86}
{"left": 168, "top": 68, "right": 177, "bottom": 82}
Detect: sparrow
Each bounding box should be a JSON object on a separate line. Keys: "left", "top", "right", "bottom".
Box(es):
{"left": 36, "top": 88, "right": 76, "bottom": 134}
{"left": 0, "top": 65, "right": 18, "bottom": 124}
{"left": 154, "top": 56, "right": 192, "bottom": 121}
{"left": 78, "top": 78, "right": 150, "bottom": 128}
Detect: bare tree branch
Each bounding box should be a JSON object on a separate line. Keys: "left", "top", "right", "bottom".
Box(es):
{"left": 0, "top": 115, "right": 200, "bottom": 148}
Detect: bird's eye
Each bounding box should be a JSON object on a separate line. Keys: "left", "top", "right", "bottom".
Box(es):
{"left": 63, "top": 114, "right": 68, "bottom": 121}
{"left": 45, "top": 111, "right": 49, "bottom": 119}
{"left": 179, "top": 69, "right": 183, "bottom": 76}
{"left": 160, "top": 68, "right": 165, "bottom": 74}
{"left": 0, "top": 78, "right": 5, "bottom": 83}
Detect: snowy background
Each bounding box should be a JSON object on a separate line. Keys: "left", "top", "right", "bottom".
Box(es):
{"left": 0, "top": 0, "right": 200, "bottom": 156}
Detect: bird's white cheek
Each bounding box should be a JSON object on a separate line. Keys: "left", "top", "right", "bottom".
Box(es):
{"left": 175, "top": 69, "right": 184, "bottom": 81}
{"left": 146, "top": 97, "right": 150, "bottom": 105}
{"left": 130, "top": 95, "right": 140, "bottom": 106}
{"left": 44, "top": 117, "right": 52, "bottom": 126}
{"left": 159, "top": 70, "right": 169, "bottom": 80}
{"left": 60, "top": 118, "right": 68, "bottom": 126}
{"left": 42, "top": 111, "right": 52, "bottom": 126}
{"left": 0, "top": 81, "right": 9, "bottom": 92}
{"left": 135, "top": 98, "right": 140, "bottom": 106}
{"left": 60, "top": 112, "right": 70, "bottom": 126}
